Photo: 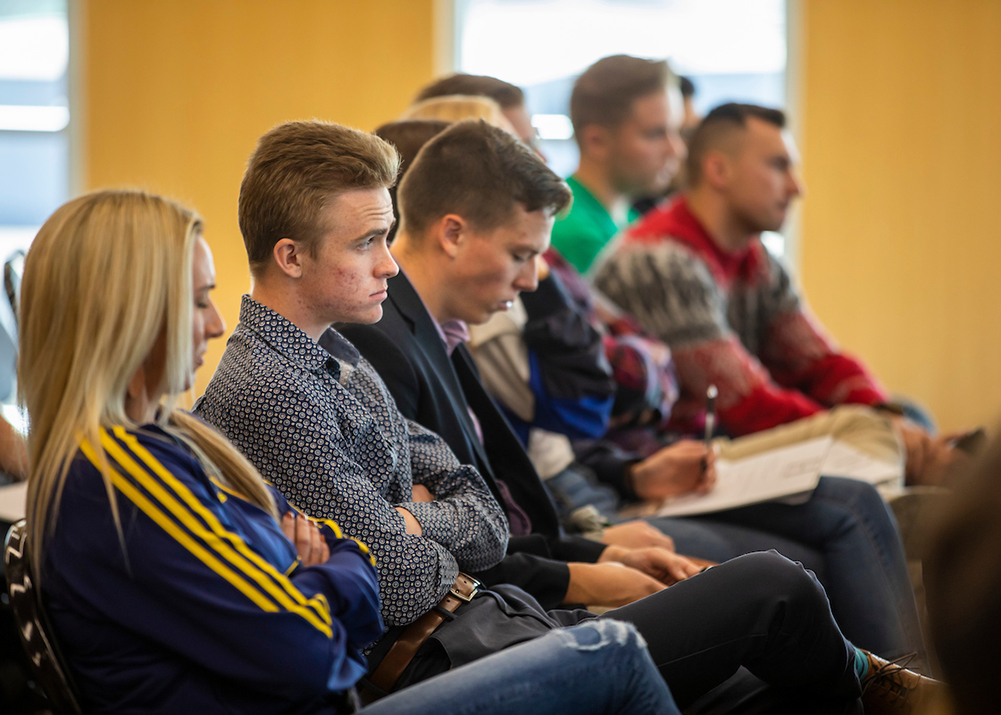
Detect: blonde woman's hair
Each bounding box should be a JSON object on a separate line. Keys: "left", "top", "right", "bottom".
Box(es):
{"left": 400, "top": 95, "right": 518, "bottom": 136}
{"left": 19, "top": 189, "right": 277, "bottom": 579}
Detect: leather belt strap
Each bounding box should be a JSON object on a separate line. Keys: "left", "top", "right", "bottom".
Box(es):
{"left": 367, "top": 573, "right": 480, "bottom": 695}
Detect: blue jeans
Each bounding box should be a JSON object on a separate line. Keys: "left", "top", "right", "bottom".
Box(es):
{"left": 362, "top": 620, "right": 680, "bottom": 715}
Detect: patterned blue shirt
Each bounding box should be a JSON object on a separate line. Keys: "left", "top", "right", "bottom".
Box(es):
{"left": 194, "top": 296, "right": 509, "bottom": 627}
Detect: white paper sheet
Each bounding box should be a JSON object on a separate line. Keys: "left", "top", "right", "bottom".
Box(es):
{"left": 820, "top": 441, "right": 903, "bottom": 487}
{"left": 0, "top": 481, "right": 26, "bottom": 523}
{"left": 656, "top": 436, "right": 833, "bottom": 517}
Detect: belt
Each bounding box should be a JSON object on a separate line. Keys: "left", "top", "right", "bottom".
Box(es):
{"left": 366, "top": 573, "right": 481, "bottom": 696}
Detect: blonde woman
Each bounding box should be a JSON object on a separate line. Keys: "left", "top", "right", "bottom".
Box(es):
{"left": 17, "top": 189, "right": 680, "bottom": 714}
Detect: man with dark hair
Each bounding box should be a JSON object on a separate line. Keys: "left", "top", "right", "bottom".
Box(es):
{"left": 414, "top": 73, "right": 536, "bottom": 148}
{"left": 552, "top": 54, "right": 686, "bottom": 274}
{"left": 342, "top": 119, "right": 707, "bottom": 612}
{"left": 594, "top": 103, "right": 958, "bottom": 483}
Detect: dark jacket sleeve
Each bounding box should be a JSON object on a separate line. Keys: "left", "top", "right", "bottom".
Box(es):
{"left": 571, "top": 439, "right": 641, "bottom": 502}
{"left": 469, "top": 535, "right": 605, "bottom": 610}
{"left": 520, "top": 274, "right": 615, "bottom": 402}
{"left": 518, "top": 274, "right": 616, "bottom": 440}
{"left": 472, "top": 543, "right": 570, "bottom": 610}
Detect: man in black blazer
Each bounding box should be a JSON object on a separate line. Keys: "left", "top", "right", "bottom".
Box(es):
{"left": 336, "top": 124, "right": 707, "bottom": 612}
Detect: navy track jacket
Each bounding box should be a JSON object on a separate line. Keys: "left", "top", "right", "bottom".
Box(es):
{"left": 42, "top": 424, "right": 382, "bottom": 714}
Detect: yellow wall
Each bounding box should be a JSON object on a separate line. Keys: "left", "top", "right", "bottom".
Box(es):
{"left": 799, "top": 0, "right": 1001, "bottom": 432}
{"left": 82, "top": 0, "right": 437, "bottom": 397}
{"left": 81, "top": 0, "right": 1001, "bottom": 430}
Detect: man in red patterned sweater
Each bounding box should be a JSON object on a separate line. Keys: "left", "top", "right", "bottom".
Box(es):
{"left": 595, "top": 103, "right": 956, "bottom": 482}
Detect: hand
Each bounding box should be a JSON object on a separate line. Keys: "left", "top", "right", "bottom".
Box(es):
{"left": 281, "top": 512, "right": 330, "bottom": 566}
{"left": 630, "top": 440, "right": 716, "bottom": 503}
{"left": 411, "top": 484, "right": 434, "bottom": 502}
{"left": 916, "top": 433, "right": 970, "bottom": 486}
{"left": 564, "top": 562, "right": 666, "bottom": 608}
{"left": 601, "top": 520, "right": 675, "bottom": 551}
{"left": 599, "top": 544, "right": 704, "bottom": 586}
{"left": 394, "top": 484, "right": 433, "bottom": 536}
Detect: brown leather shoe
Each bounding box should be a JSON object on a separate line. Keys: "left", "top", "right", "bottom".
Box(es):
{"left": 861, "top": 652, "right": 943, "bottom": 714}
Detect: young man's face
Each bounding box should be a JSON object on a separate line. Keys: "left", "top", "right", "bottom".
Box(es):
{"left": 723, "top": 117, "right": 803, "bottom": 233}
{"left": 301, "top": 188, "right": 398, "bottom": 325}
{"left": 607, "top": 87, "right": 687, "bottom": 197}
{"left": 446, "top": 205, "right": 553, "bottom": 325}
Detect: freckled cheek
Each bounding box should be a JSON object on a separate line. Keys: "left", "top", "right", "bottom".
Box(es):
{"left": 330, "top": 267, "right": 367, "bottom": 301}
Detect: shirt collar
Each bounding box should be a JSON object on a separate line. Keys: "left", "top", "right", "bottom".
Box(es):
{"left": 238, "top": 295, "right": 360, "bottom": 374}
{"left": 399, "top": 268, "right": 470, "bottom": 356}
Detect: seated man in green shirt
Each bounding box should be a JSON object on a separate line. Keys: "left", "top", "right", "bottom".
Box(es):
{"left": 552, "top": 55, "right": 686, "bottom": 274}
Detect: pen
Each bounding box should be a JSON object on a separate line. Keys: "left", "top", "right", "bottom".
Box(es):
{"left": 702, "top": 385, "right": 718, "bottom": 473}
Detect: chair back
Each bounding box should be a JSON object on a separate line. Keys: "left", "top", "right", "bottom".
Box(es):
{"left": 4, "top": 520, "right": 83, "bottom": 715}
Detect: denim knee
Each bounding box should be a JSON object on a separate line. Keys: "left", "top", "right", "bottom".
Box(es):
{"left": 555, "top": 619, "right": 646, "bottom": 653}
{"left": 819, "top": 477, "right": 891, "bottom": 516}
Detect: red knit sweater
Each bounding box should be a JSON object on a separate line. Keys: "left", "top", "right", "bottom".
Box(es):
{"left": 595, "top": 196, "right": 888, "bottom": 436}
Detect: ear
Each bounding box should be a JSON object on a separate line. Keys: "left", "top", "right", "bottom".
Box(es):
{"left": 578, "top": 124, "right": 612, "bottom": 161}
{"left": 272, "top": 238, "right": 305, "bottom": 279}
{"left": 435, "top": 214, "right": 468, "bottom": 259}
{"left": 701, "top": 150, "right": 732, "bottom": 190}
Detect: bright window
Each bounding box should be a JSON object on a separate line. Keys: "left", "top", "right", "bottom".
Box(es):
{"left": 455, "top": 0, "right": 789, "bottom": 254}
{"left": 0, "top": 0, "right": 67, "bottom": 417}
{"left": 0, "top": 0, "right": 69, "bottom": 255}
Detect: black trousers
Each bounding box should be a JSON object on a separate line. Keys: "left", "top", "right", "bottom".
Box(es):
{"left": 394, "top": 551, "right": 862, "bottom": 712}
{"left": 601, "top": 551, "right": 862, "bottom": 710}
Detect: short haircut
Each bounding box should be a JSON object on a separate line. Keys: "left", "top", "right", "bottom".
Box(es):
{"left": 398, "top": 119, "right": 571, "bottom": 237}
{"left": 374, "top": 119, "right": 451, "bottom": 242}
{"left": 415, "top": 73, "right": 525, "bottom": 110}
{"left": 570, "top": 55, "right": 675, "bottom": 141}
{"left": 238, "top": 120, "right": 400, "bottom": 274}
{"left": 685, "top": 103, "right": 786, "bottom": 187}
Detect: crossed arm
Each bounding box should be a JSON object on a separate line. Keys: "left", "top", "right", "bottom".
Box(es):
{"left": 203, "top": 386, "right": 508, "bottom": 627}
